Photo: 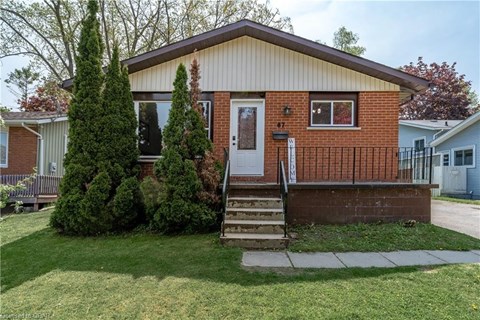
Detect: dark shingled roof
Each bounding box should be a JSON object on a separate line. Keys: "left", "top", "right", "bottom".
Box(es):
{"left": 62, "top": 19, "right": 429, "bottom": 96}
{"left": 1, "top": 111, "right": 66, "bottom": 121}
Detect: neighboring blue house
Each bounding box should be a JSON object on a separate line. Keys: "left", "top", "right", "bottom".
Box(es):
{"left": 399, "top": 120, "right": 461, "bottom": 149}
{"left": 430, "top": 112, "right": 480, "bottom": 200}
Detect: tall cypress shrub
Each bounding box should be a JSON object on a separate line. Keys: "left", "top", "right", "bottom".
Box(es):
{"left": 153, "top": 63, "right": 216, "bottom": 233}
{"left": 51, "top": 1, "right": 140, "bottom": 234}
{"left": 51, "top": 0, "right": 106, "bottom": 234}
{"left": 100, "top": 45, "right": 141, "bottom": 230}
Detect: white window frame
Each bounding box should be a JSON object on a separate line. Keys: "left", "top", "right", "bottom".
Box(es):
{"left": 134, "top": 100, "right": 212, "bottom": 160}
{"left": 441, "top": 152, "right": 450, "bottom": 167}
{"left": 310, "top": 100, "right": 355, "bottom": 127}
{"left": 413, "top": 136, "right": 427, "bottom": 152}
{"left": 451, "top": 145, "right": 475, "bottom": 168}
{"left": 0, "top": 129, "right": 8, "bottom": 168}
{"left": 198, "top": 101, "right": 212, "bottom": 139}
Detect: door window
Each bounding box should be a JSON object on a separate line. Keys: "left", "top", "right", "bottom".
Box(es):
{"left": 237, "top": 107, "right": 257, "bottom": 150}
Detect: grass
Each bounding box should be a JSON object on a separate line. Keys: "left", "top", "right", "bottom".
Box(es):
{"left": 433, "top": 196, "right": 480, "bottom": 205}
{"left": 289, "top": 222, "right": 480, "bottom": 252}
{"left": 0, "top": 209, "right": 52, "bottom": 245}
{"left": 1, "top": 212, "right": 479, "bottom": 319}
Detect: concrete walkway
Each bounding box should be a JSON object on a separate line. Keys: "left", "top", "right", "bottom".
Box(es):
{"left": 242, "top": 250, "right": 480, "bottom": 269}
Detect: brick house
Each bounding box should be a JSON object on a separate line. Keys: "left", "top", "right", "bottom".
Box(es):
{"left": 63, "top": 20, "right": 434, "bottom": 245}
{"left": 0, "top": 112, "right": 67, "bottom": 210}
{"left": 1, "top": 112, "right": 68, "bottom": 176}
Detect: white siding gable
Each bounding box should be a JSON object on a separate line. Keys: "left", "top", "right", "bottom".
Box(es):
{"left": 129, "top": 36, "right": 399, "bottom": 92}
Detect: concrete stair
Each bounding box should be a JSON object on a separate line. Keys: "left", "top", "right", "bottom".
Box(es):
{"left": 220, "top": 196, "right": 289, "bottom": 249}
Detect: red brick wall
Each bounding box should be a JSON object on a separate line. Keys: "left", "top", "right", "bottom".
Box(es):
{"left": 213, "top": 92, "right": 231, "bottom": 161}
{"left": 288, "top": 185, "right": 431, "bottom": 224}
{"left": 213, "top": 91, "right": 399, "bottom": 182}
{"left": 139, "top": 162, "right": 155, "bottom": 180}
{"left": 1, "top": 126, "right": 38, "bottom": 175}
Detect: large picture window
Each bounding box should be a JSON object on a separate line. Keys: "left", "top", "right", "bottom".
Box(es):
{"left": 0, "top": 131, "right": 8, "bottom": 167}
{"left": 136, "top": 100, "right": 211, "bottom": 157}
{"left": 310, "top": 100, "right": 354, "bottom": 126}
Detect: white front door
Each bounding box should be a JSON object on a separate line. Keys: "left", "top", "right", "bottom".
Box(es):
{"left": 230, "top": 100, "right": 265, "bottom": 176}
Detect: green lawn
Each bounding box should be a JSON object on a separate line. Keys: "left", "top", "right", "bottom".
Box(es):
{"left": 1, "top": 211, "right": 479, "bottom": 319}
{"left": 433, "top": 196, "right": 480, "bottom": 205}
{"left": 289, "top": 223, "right": 480, "bottom": 252}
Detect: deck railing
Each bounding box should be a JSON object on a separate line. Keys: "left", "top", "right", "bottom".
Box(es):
{"left": 276, "top": 146, "right": 434, "bottom": 184}
{"left": 0, "top": 175, "right": 62, "bottom": 198}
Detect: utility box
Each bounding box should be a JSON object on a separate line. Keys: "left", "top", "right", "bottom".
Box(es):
{"left": 49, "top": 162, "right": 57, "bottom": 174}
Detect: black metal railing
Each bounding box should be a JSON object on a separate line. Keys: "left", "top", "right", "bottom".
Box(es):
{"left": 276, "top": 146, "right": 434, "bottom": 184}
{"left": 279, "top": 160, "right": 288, "bottom": 238}
{"left": 221, "top": 148, "right": 230, "bottom": 237}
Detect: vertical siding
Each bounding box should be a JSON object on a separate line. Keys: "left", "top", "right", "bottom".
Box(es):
{"left": 398, "top": 126, "right": 437, "bottom": 148}
{"left": 40, "top": 120, "right": 68, "bottom": 176}
{"left": 129, "top": 36, "right": 400, "bottom": 92}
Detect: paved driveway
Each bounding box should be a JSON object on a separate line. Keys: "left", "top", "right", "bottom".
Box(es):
{"left": 431, "top": 200, "right": 480, "bottom": 239}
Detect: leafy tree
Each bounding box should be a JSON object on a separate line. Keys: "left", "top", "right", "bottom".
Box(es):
{"left": 20, "top": 80, "right": 71, "bottom": 112}
{"left": 152, "top": 63, "right": 216, "bottom": 233}
{"left": 332, "top": 26, "right": 366, "bottom": 56}
{"left": 4, "top": 65, "right": 40, "bottom": 103}
{"left": 51, "top": 0, "right": 139, "bottom": 235}
{"left": 1, "top": 0, "right": 292, "bottom": 81}
{"left": 0, "top": 105, "right": 11, "bottom": 112}
{"left": 400, "top": 57, "right": 479, "bottom": 120}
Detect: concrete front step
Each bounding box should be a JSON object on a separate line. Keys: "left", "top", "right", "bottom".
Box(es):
{"left": 223, "top": 219, "right": 285, "bottom": 234}
{"left": 220, "top": 233, "right": 289, "bottom": 249}
{"left": 228, "top": 184, "right": 279, "bottom": 198}
{"left": 228, "top": 197, "right": 282, "bottom": 209}
{"left": 225, "top": 207, "right": 284, "bottom": 221}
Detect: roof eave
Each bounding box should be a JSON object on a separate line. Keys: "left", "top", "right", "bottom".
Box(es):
{"left": 62, "top": 19, "right": 430, "bottom": 94}
{"left": 399, "top": 121, "right": 449, "bottom": 131}
{"left": 430, "top": 112, "right": 480, "bottom": 146}
{"left": 3, "top": 116, "right": 67, "bottom": 125}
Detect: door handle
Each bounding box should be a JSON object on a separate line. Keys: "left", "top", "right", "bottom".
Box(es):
{"left": 232, "top": 136, "right": 236, "bottom": 146}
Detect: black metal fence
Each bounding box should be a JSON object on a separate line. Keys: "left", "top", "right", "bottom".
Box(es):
{"left": 276, "top": 146, "right": 434, "bottom": 184}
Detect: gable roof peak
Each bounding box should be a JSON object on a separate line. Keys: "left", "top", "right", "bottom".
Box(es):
{"left": 62, "top": 19, "right": 429, "bottom": 99}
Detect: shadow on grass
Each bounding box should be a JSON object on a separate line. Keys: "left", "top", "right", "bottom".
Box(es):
{"left": 1, "top": 227, "right": 429, "bottom": 292}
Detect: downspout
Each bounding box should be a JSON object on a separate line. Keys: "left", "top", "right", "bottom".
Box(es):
{"left": 22, "top": 123, "right": 44, "bottom": 175}
{"left": 433, "top": 129, "right": 445, "bottom": 141}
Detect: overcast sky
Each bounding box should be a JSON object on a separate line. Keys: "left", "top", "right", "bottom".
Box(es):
{"left": 1, "top": 0, "right": 479, "bottom": 110}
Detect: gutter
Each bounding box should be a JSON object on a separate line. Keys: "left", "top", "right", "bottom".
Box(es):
{"left": 21, "top": 123, "right": 44, "bottom": 175}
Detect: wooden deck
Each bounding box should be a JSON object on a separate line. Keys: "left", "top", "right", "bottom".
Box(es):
{"left": 0, "top": 175, "right": 62, "bottom": 210}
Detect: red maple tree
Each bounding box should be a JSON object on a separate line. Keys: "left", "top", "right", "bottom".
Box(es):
{"left": 20, "top": 81, "right": 71, "bottom": 113}
{"left": 400, "top": 57, "right": 479, "bottom": 120}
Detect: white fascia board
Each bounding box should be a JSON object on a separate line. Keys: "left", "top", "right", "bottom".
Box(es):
{"left": 398, "top": 121, "right": 441, "bottom": 131}
{"left": 430, "top": 112, "right": 480, "bottom": 147}
{"left": 4, "top": 116, "right": 68, "bottom": 126}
